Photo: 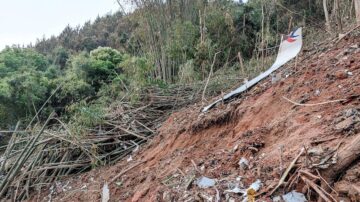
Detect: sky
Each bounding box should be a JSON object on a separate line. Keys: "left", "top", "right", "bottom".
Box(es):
{"left": 0, "top": 0, "right": 247, "bottom": 51}
{"left": 0, "top": 0, "right": 120, "bottom": 50}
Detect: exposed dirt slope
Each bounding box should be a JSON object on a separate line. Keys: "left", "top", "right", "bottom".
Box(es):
{"left": 36, "top": 37, "right": 360, "bottom": 202}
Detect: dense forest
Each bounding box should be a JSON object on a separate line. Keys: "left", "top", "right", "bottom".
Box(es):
{"left": 0, "top": 0, "right": 355, "bottom": 131}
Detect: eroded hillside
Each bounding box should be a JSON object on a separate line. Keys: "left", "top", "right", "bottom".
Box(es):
{"left": 35, "top": 36, "right": 360, "bottom": 202}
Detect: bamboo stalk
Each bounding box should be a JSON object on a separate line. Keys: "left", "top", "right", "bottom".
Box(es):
{"left": 0, "top": 112, "right": 54, "bottom": 197}
{"left": 1, "top": 121, "right": 20, "bottom": 173}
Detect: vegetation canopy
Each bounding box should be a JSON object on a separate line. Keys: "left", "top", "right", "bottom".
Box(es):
{"left": 0, "top": 0, "right": 355, "bottom": 131}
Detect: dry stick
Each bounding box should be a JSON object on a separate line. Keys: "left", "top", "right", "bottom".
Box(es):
{"left": 300, "top": 175, "right": 334, "bottom": 202}
{"left": 0, "top": 130, "right": 28, "bottom": 133}
{"left": 286, "top": 168, "right": 300, "bottom": 190}
{"left": 135, "top": 120, "right": 155, "bottom": 134}
{"left": 299, "top": 170, "right": 320, "bottom": 180}
{"left": 109, "top": 161, "right": 145, "bottom": 184}
{"left": 311, "top": 137, "right": 339, "bottom": 145}
{"left": 27, "top": 163, "right": 89, "bottom": 172}
{"left": 237, "top": 51, "right": 245, "bottom": 76}
{"left": 282, "top": 96, "right": 347, "bottom": 107}
{"left": 279, "top": 145, "right": 284, "bottom": 176}
{"left": 202, "top": 51, "right": 221, "bottom": 102}
{"left": 106, "top": 122, "right": 148, "bottom": 140}
{"left": 315, "top": 169, "right": 338, "bottom": 196}
{"left": 269, "top": 148, "right": 304, "bottom": 195}
{"left": 32, "top": 99, "right": 40, "bottom": 123}
{"left": 335, "top": 24, "right": 360, "bottom": 44}
{"left": 316, "top": 181, "right": 338, "bottom": 202}
{"left": 0, "top": 112, "right": 54, "bottom": 197}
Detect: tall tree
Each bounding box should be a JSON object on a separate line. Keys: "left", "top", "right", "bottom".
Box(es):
{"left": 355, "top": 0, "right": 360, "bottom": 25}
{"left": 323, "top": 0, "right": 331, "bottom": 32}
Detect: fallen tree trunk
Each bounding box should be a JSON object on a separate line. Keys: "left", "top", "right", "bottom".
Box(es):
{"left": 320, "top": 133, "right": 360, "bottom": 202}
{"left": 322, "top": 133, "right": 360, "bottom": 182}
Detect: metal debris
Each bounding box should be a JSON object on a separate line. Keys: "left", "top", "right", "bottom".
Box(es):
{"left": 127, "top": 155, "right": 133, "bottom": 162}
{"left": 238, "top": 157, "right": 249, "bottom": 170}
{"left": 101, "top": 183, "right": 110, "bottom": 202}
{"left": 248, "top": 179, "right": 262, "bottom": 192}
{"left": 196, "top": 176, "right": 216, "bottom": 188}
{"left": 272, "top": 196, "right": 282, "bottom": 202}
{"left": 224, "top": 186, "right": 246, "bottom": 194}
{"left": 282, "top": 190, "right": 307, "bottom": 202}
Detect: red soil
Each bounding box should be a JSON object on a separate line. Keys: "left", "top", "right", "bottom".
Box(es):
{"left": 33, "top": 37, "right": 360, "bottom": 202}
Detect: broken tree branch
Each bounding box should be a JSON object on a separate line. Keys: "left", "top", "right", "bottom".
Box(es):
{"left": 109, "top": 161, "right": 145, "bottom": 184}
{"left": 270, "top": 148, "right": 304, "bottom": 195}
{"left": 202, "top": 51, "right": 221, "bottom": 102}
{"left": 282, "top": 96, "right": 347, "bottom": 107}
{"left": 300, "top": 175, "right": 334, "bottom": 202}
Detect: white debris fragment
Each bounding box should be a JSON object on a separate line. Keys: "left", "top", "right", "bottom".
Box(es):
{"left": 238, "top": 157, "right": 249, "bottom": 170}
{"left": 273, "top": 196, "right": 282, "bottom": 202}
{"left": 127, "top": 155, "right": 133, "bottom": 162}
{"left": 236, "top": 176, "right": 242, "bottom": 181}
{"left": 131, "top": 140, "right": 140, "bottom": 152}
{"left": 232, "top": 144, "right": 239, "bottom": 152}
{"left": 282, "top": 190, "right": 307, "bottom": 202}
{"left": 48, "top": 185, "right": 55, "bottom": 202}
{"left": 215, "top": 188, "right": 220, "bottom": 202}
{"left": 271, "top": 73, "right": 282, "bottom": 84}
{"left": 248, "top": 179, "right": 262, "bottom": 192}
{"left": 347, "top": 71, "right": 353, "bottom": 76}
{"left": 224, "top": 186, "right": 246, "bottom": 194}
{"left": 226, "top": 179, "right": 262, "bottom": 202}
{"left": 196, "top": 176, "right": 216, "bottom": 188}
{"left": 102, "top": 183, "right": 110, "bottom": 202}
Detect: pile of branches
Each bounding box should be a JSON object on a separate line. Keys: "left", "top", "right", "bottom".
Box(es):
{"left": 0, "top": 80, "right": 238, "bottom": 200}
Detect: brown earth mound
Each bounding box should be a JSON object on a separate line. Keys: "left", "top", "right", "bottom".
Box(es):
{"left": 32, "top": 37, "right": 360, "bottom": 202}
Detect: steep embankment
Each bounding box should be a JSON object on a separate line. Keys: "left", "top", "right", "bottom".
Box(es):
{"left": 39, "top": 36, "right": 360, "bottom": 201}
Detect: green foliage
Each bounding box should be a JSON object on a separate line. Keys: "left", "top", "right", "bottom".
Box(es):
{"left": 120, "top": 54, "right": 153, "bottom": 92}
{"left": 52, "top": 46, "right": 69, "bottom": 68}
{"left": 90, "top": 47, "right": 122, "bottom": 64}
{"left": 56, "top": 71, "right": 94, "bottom": 105}
{"left": 166, "top": 20, "right": 198, "bottom": 61}
{"left": 178, "top": 60, "right": 200, "bottom": 83}
{"left": 69, "top": 47, "right": 123, "bottom": 89}
{"left": 0, "top": 48, "right": 52, "bottom": 127}
{"left": 194, "top": 39, "right": 215, "bottom": 74}
{"left": 67, "top": 101, "right": 105, "bottom": 135}
{"left": 1, "top": 0, "right": 348, "bottom": 131}
{"left": 96, "top": 74, "right": 128, "bottom": 103}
